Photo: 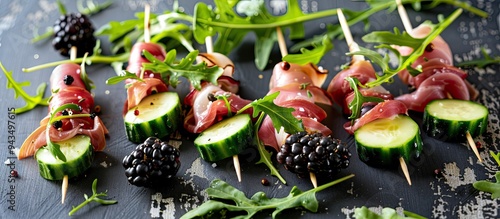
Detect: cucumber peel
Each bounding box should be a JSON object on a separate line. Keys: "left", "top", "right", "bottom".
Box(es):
{"left": 36, "top": 135, "right": 93, "bottom": 180}
{"left": 354, "top": 115, "right": 423, "bottom": 167}
{"left": 423, "top": 99, "right": 488, "bottom": 141}
{"left": 194, "top": 114, "right": 254, "bottom": 162}
{"left": 124, "top": 92, "right": 181, "bottom": 143}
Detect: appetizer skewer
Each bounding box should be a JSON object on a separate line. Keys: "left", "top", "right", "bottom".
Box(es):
{"left": 269, "top": 23, "right": 350, "bottom": 188}
{"left": 329, "top": 8, "right": 421, "bottom": 185}
{"left": 395, "top": 0, "right": 486, "bottom": 162}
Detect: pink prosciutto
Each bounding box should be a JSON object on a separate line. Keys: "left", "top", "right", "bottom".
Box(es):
{"left": 259, "top": 61, "right": 332, "bottom": 151}
{"left": 18, "top": 66, "right": 108, "bottom": 159}
{"left": 395, "top": 72, "right": 470, "bottom": 112}
{"left": 343, "top": 100, "right": 408, "bottom": 134}
{"left": 184, "top": 80, "right": 252, "bottom": 133}
{"left": 326, "top": 60, "right": 392, "bottom": 115}
{"left": 123, "top": 78, "right": 169, "bottom": 115}
{"left": 125, "top": 42, "right": 167, "bottom": 83}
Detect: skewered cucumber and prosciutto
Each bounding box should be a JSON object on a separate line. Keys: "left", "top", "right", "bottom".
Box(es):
{"left": 18, "top": 62, "right": 108, "bottom": 180}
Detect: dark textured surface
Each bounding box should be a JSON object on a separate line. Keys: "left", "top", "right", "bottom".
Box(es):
{"left": 1, "top": 1, "right": 499, "bottom": 218}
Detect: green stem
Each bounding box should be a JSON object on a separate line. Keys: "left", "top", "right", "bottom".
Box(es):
{"left": 196, "top": 8, "right": 339, "bottom": 29}
{"left": 22, "top": 53, "right": 129, "bottom": 73}
{"left": 428, "top": 0, "right": 488, "bottom": 18}
{"left": 254, "top": 113, "right": 287, "bottom": 184}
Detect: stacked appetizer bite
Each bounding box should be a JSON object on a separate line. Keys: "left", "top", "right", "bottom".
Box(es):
{"left": 394, "top": 1, "right": 488, "bottom": 161}
{"left": 327, "top": 9, "right": 422, "bottom": 184}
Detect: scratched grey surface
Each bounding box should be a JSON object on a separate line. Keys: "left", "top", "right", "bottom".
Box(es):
{"left": 1, "top": 0, "right": 499, "bottom": 218}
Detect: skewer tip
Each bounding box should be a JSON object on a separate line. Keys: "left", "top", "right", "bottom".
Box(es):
{"left": 233, "top": 155, "right": 242, "bottom": 182}
{"left": 399, "top": 157, "right": 412, "bottom": 186}
{"left": 466, "top": 131, "right": 483, "bottom": 162}
{"left": 310, "top": 172, "right": 318, "bottom": 188}
{"left": 61, "top": 175, "right": 69, "bottom": 204}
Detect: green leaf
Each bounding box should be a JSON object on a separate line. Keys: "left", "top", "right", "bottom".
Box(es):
{"left": 250, "top": 92, "right": 304, "bottom": 134}
{"left": 106, "top": 71, "right": 143, "bottom": 85}
{"left": 142, "top": 49, "right": 224, "bottom": 90}
{"left": 345, "top": 77, "right": 383, "bottom": 121}
{"left": 283, "top": 35, "right": 333, "bottom": 65}
{"left": 193, "top": 0, "right": 338, "bottom": 69}
{"left": 473, "top": 171, "right": 500, "bottom": 199}
{"left": 350, "top": 9, "right": 463, "bottom": 87}
{"left": 254, "top": 113, "right": 286, "bottom": 184}
{"left": 69, "top": 179, "right": 118, "bottom": 216}
{"left": 180, "top": 175, "right": 354, "bottom": 219}
{"left": 490, "top": 151, "right": 500, "bottom": 167}
{"left": 1, "top": 62, "right": 49, "bottom": 114}
{"left": 353, "top": 206, "right": 426, "bottom": 219}
{"left": 457, "top": 48, "right": 500, "bottom": 68}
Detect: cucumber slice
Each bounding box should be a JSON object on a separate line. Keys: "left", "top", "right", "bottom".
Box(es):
{"left": 194, "top": 114, "right": 254, "bottom": 162}
{"left": 124, "top": 92, "right": 181, "bottom": 143}
{"left": 354, "top": 115, "right": 423, "bottom": 167}
{"left": 423, "top": 99, "right": 488, "bottom": 141}
{"left": 35, "top": 135, "right": 93, "bottom": 180}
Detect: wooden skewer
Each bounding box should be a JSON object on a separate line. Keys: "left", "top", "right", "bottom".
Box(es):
{"left": 336, "top": 8, "right": 364, "bottom": 62}
{"left": 204, "top": 35, "right": 242, "bottom": 181}
{"left": 275, "top": 24, "right": 317, "bottom": 188}
{"left": 399, "top": 0, "right": 482, "bottom": 163}
{"left": 338, "top": 8, "right": 412, "bottom": 185}
{"left": 466, "top": 131, "right": 483, "bottom": 162}
{"left": 62, "top": 46, "right": 79, "bottom": 204}
{"left": 395, "top": 0, "right": 413, "bottom": 33}
{"left": 144, "top": 4, "right": 151, "bottom": 43}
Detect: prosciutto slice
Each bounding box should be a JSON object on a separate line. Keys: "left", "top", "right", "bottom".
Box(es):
{"left": 395, "top": 73, "right": 470, "bottom": 112}
{"left": 343, "top": 100, "right": 408, "bottom": 134}
{"left": 184, "top": 82, "right": 252, "bottom": 133}
{"left": 123, "top": 78, "right": 169, "bottom": 115}
{"left": 17, "top": 116, "right": 108, "bottom": 159}
{"left": 258, "top": 61, "right": 332, "bottom": 150}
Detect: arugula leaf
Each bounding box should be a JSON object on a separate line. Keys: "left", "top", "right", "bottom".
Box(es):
{"left": 345, "top": 77, "right": 383, "bottom": 121}
{"left": 473, "top": 171, "right": 500, "bottom": 199}
{"left": 353, "top": 206, "right": 426, "bottom": 219}
{"left": 105, "top": 71, "right": 144, "bottom": 85}
{"left": 1, "top": 62, "right": 49, "bottom": 114}
{"left": 193, "top": 0, "right": 338, "bottom": 70}
{"left": 457, "top": 48, "right": 500, "bottom": 68}
{"left": 283, "top": 35, "right": 333, "bottom": 65}
{"left": 180, "top": 174, "right": 354, "bottom": 219}
{"left": 350, "top": 9, "right": 463, "bottom": 87}
{"left": 253, "top": 113, "right": 287, "bottom": 184}
{"left": 249, "top": 92, "right": 304, "bottom": 134}
{"left": 142, "top": 49, "right": 224, "bottom": 90}
{"left": 68, "top": 179, "right": 117, "bottom": 216}
{"left": 291, "top": 0, "right": 486, "bottom": 53}
{"left": 490, "top": 151, "right": 500, "bottom": 167}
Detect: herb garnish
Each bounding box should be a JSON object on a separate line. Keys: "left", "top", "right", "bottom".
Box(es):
{"left": 46, "top": 103, "right": 84, "bottom": 162}
{"left": 353, "top": 206, "right": 426, "bottom": 219}
{"left": 142, "top": 50, "right": 224, "bottom": 90}
{"left": 291, "top": 0, "right": 487, "bottom": 52}
{"left": 473, "top": 151, "right": 500, "bottom": 199}
{"left": 237, "top": 92, "right": 305, "bottom": 184}
{"left": 68, "top": 179, "right": 117, "bottom": 216}
{"left": 349, "top": 9, "right": 462, "bottom": 87}
{"left": 282, "top": 35, "right": 333, "bottom": 65}
{"left": 1, "top": 62, "right": 49, "bottom": 114}
{"left": 181, "top": 174, "right": 354, "bottom": 219}
{"left": 457, "top": 48, "right": 500, "bottom": 68}
{"left": 345, "top": 77, "right": 383, "bottom": 121}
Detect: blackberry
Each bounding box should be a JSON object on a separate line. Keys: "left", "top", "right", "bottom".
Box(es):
{"left": 276, "top": 132, "right": 351, "bottom": 179}
{"left": 122, "top": 137, "right": 180, "bottom": 187}
{"left": 52, "top": 13, "right": 96, "bottom": 57}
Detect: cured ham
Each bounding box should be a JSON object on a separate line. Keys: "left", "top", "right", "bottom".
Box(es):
{"left": 394, "top": 23, "right": 478, "bottom": 111}
{"left": 183, "top": 76, "right": 253, "bottom": 133}
{"left": 126, "top": 42, "right": 167, "bottom": 82}
{"left": 326, "top": 60, "right": 392, "bottom": 115}
{"left": 18, "top": 63, "right": 107, "bottom": 159}
{"left": 259, "top": 61, "right": 332, "bottom": 151}
{"left": 343, "top": 100, "right": 408, "bottom": 134}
